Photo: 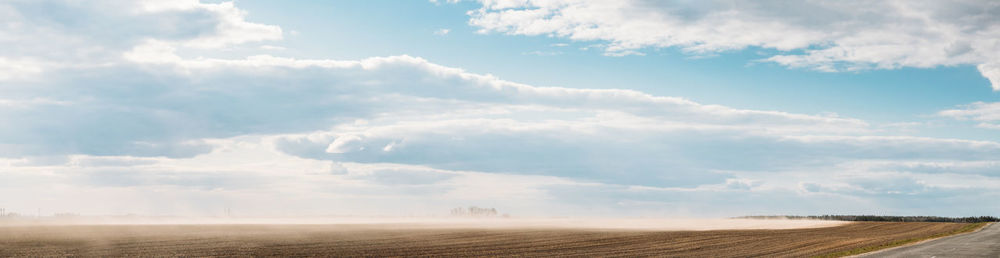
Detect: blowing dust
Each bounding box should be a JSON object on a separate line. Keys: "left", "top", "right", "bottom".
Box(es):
{"left": 0, "top": 216, "right": 847, "bottom": 231}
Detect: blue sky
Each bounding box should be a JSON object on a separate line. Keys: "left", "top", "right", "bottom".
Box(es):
{"left": 235, "top": 0, "right": 1000, "bottom": 140}
{"left": 2, "top": 0, "right": 1000, "bottom": 217}
{"left": 234, "top": 1, "right": 997, "bottom": 119}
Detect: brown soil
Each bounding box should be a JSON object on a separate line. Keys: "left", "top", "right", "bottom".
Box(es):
{"left": 0, "top": 222, "right": 969, "bottom": 257}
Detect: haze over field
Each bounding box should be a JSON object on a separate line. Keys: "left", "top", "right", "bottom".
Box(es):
{"left": 2, "top": 0, "right": 1000, "bottom": 219}
{"left": 0, "top": 217, "right": 847, "bottom": 231}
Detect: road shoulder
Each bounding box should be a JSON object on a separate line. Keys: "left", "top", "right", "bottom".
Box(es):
{"left": 842, "top": 222, "right": 993, "bottom": 258}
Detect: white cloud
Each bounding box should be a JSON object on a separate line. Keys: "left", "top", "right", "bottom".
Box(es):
{"left": 939, "top": 102, "right": 1000, "bottom": 129}
{"left": 0, "top": 137, "right": 588, "bottom": 216}
{"left": 0, "top": 0, "right": 281, "bottom": 80}
{"left": 434, "top": 28, "right": 451, "bottom": 35}
{"left": 979, "top": 63, "right": 1000, "bottom": 89}
{"left": 326, "top": 134, "right": 365, "bottom": 154}
{"left": 259, "top": 45, "right": 286, "bottom": 51}
{"left": 0, "top": 57, "right": 44, "bottom": 81}
{"left": 136, "top": 0, "right": 282, "bottom": 49}
{"left": 468, "top": 0, "right": 1000, "bottom": 90}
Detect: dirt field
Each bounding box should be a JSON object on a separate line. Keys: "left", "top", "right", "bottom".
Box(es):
{"left": 0, "top": 222, "right": 970, "bottom": 257}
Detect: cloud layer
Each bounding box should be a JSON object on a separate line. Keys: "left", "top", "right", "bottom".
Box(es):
{"left": 1, "top": 0, "right": 999, "bottom": 217}
{"left": 469, "top": 0, "right": 1000, "bottom": 89}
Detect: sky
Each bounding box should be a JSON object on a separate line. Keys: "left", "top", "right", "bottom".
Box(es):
{"left": 2, "top": 0, "right": 1000, "bottom": 218}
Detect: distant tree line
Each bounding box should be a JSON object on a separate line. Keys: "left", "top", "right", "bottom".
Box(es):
{"left": 450, "top": 206, "right": 500, "bottom": 217}
{"left": 738, "top": 215, "right": 1000, "bottom": 223}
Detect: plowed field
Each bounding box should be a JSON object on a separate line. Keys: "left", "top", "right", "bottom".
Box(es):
{"left": 0, "top": 222, "right": 971, "bottom": 257}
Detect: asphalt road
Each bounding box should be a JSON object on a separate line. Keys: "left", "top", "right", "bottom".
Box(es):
{"left": 862, "top": 223, "right": 1000, "bottom": 258}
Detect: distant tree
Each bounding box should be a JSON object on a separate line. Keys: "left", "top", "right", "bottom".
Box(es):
{"left": 450, "top": 206, "right": 501, "bottom": 217}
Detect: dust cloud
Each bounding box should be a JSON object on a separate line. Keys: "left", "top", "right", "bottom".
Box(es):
{"left": 0, "top": 216, "right": 846, "bottom": 231}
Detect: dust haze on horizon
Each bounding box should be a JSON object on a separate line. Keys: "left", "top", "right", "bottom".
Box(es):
{"left": 0, "top": 214, "right": 847, "bottom": 232}
{"left": 2, "top": 0, "right": 1000, "bottom": 220}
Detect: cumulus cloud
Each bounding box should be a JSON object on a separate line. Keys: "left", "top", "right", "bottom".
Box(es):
{"left": 0, "top": 0, "right": 281, "bottom": 81}
{"left": 468, "top": 0, "right": 1000, "bottom": 89}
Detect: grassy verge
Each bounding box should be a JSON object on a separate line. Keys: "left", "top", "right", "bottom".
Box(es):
{"left": 813, "top": 222, "right": 990, "bottom": 258}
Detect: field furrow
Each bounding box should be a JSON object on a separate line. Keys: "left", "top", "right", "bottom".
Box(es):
{"left": 0, "top": 222, "right": 974, "bottom": 257}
